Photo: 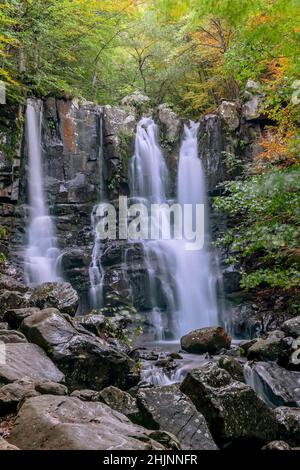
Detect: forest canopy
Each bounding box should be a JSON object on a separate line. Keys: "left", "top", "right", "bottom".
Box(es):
{"left": 0, "top": 0, "right": 299, "bottom": 115}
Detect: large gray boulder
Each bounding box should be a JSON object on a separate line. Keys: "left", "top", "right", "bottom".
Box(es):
{"left": 242, "top": 80, "right": 263, "bottom": 121}
{"left": 20, "top": 308, "right": 133, "bottom": 390}
{"left": 157, "top": 104, "right": 181, "bottom": 142}
{"left": 181, "top": 363, "right": 277, "bottom": 447}
{"left": 247, "top": 362, "right": 300, "bottom": 407}
{"left": 181, "top": 327, "right": 231, "bottom": 354}
{"left": 121, "top": 92, "right": 150, "bottom": 110}
{"left": 9, "top": 395, "right": 165, "bottom": 450}
{"left": 136, "top": 385, "right": 218, "bottom": 450}
{"left": 247, "top": 330, "right": 290, "bottom": 361}
{"left": 0, "top": 343, "right": 65, "bottom": 385}
{"left": 218, "top": 101, "right": 240, "bottom": 131}
{"left": 275, "top": 407, "right": 300, "bottom": 446}
{"left": 29, "top": 282, "right": 79, "bottom": 316}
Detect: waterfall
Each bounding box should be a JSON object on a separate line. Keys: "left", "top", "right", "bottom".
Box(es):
{"left": 89, "top": 205, "right": 103, "bottom": 308}
{"left": 130, "top": 117, "right": 178, "bottom": 339}
{"left": 88, "top": 110, "right": 104, "bottom": 308}
{"left": 130, "top": 118, "right": 218, "bottom": 339}
{"left": 175, "top": 122, "right": 218, "bottom": 335}
{"left": 24, "top": 100, "right": 61, "bottom": 285}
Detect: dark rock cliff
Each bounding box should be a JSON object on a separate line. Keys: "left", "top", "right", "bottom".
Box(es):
{"left": 0, "top": 94, "right": 267, "bottom": 330}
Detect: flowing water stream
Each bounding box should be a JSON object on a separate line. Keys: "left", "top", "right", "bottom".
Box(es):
{"left": 24, "top": 100, "right": 61, "bottom": 285}
{"left": 130, "top": 118, "right": 218, "bottom": 340}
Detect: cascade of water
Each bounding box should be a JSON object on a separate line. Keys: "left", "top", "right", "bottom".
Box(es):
{"left": 24, "top": 100, "right": 61, "bottom": 285}
{"left": 175, "top": 122, "right": 218, "bottom": 335}
{"left": 130, "top": 117, "right": 178, "bottom": 340}
{"left": 88, "top": 111, "right": 104, "bottom": 308}
{"left": 89, "top": 205, "right": 103, "bottom": 308}
{"left": 130, "top": 118, "right": 219, "bottom": 339}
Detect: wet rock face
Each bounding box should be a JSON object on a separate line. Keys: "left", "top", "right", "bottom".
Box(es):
{"left": 102, "top": 105, "right": 137, "bottom": 200}
{"left": 247, "top": 362, "right": 300, "bottom": 407}
{"left": 20, "top": 308, "right": 133, "bottom": 391}
{"left": 9, "top": 395, "right": 166, "bottom": 450}
{"left": 136, "top": 385, "right": 218, "bottom": 450}
{"left": 29, "top": 282, "right": 79, "bottom": 316}
{"left": 199, "top": 114, "right": 225, "bottom": 194}
{"left": 0, "top": 104, "right": 22, "bottom": 264}
{"left": 180, "top": 363, "right": 278, "bottom": 447}
{"left": 0, "top": 342, "right": 65, "bottom": 385}
{"left": 181, "top": 327, "right": 231, "bottom": 354}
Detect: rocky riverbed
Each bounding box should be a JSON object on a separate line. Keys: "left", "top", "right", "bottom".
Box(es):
{"left": 0, "top": 278, "right": 299, "bottom": 450}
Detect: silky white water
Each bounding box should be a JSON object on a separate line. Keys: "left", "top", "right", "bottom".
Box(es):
{"left": 25, "top": 100, "right": 61, "bottom": 285}
{"left": 89, "top": 205, "right": 103, "bottom": 308}
{"left": 131, "top": 117, "right": 178, "bottom": 339}
{"left": 130, "top": 118, "right": 218, "bottom": 339}
{"left": 88, "top": 112, "right": 104, "bottom": 308}
{"left": 176, "top": 122, "right": 218, "bottom": 334}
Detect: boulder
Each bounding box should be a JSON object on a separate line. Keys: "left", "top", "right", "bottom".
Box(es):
{"left": 99, "top": 386, "right": 140, "bottom": 423}
{"left": 0, "top": 379, "right": 39, "bottom": 414}
{"left": 29, "top": 282, "right": 79, "bottom": 316}
{"left": 181, "top": 363, "right": 277, "bottom": 447}
{"left": 281, "top": 316, "right": 300, "bottom": 338}
{"left": 121, "top": 92, "right": 150, "bottom": 109}
{"left": 136, "top": 385, "right": 218, "bottom": 450}
{"left": 242, "top": 80, "right": 263, "bottom": 121}
{"left": 217, "top": 356, "right": 245, "bottom": 382}
{"left": 247, "top": 330, "right": 288, "bottom": 361}
{"left": 275, "top": 407, "right": 300, "bottom": 446}
{"left": 20, "top": 308, "right": 133, "bottom": 390}
{"left": 4, "top": 307, "right": 39, "bottom": 329}
{"left": 0, "top": 329, "right": 27, "bottom": 344}
{"left": 247, "top": 362, "right": 300, "bottom": 407}
{"left": 0, "top": 437, "right": 19, "bottom": 450}
{"left": 0, "top": 343, "right": 65, "bottom": 385}
{"left": 218, "top": 101, "right": 240, "bottom": 131}
{"left": 157, "top": 104, "right": 181, "bottom": 142}
{"left": 9, "top": 395, "right": 165, "bottom": 450}
{"left": 180, "top": 327, "right": 231, "bottom": 354}
{"left": 262, "top": 440, "right": 291, "bottom": 450}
